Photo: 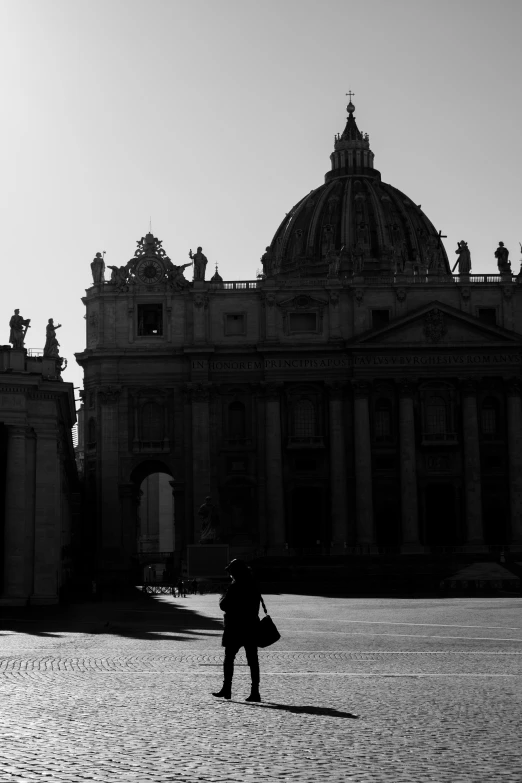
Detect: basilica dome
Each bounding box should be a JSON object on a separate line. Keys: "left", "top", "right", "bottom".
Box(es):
{"left": 264, "top": 101, "right": 450, "bottom": 279}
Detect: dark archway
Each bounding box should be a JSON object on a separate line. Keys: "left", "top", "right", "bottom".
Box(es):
{"left": 129, "top": 460, "right": 176, "bottom": 584}
{"left": 289, "top": 486, "right": 327, "bottom": 550}
{"left": 424, "top": 483, "right": 459, "bottom": 546}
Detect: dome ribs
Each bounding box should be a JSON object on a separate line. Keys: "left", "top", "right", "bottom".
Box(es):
{"left": 265, "top": 100, "right": 450, "bottom": 279}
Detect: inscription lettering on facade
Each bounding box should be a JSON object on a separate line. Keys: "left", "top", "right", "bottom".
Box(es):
{"left": 191, "top": 353, "right": 522, "bottom": 373}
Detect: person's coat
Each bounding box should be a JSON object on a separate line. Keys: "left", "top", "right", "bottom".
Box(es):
{"left": 219, "top": 578, "right": 261, "bottom": 647}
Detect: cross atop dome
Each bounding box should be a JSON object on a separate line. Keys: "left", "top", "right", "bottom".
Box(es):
{"left": 346, "top": 90, "right": 355, "bottom": 114}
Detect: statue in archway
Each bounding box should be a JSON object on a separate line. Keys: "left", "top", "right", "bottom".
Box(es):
{"left": 197, "top": 496, "right": 220, "bottom": 543}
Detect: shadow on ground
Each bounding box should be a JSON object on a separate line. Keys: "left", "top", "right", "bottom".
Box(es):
{"left": 240, "top": 702, "right": 358, "bottom": 719}
{"left": 0, "top": 589, "right": 224, "bottom": 642}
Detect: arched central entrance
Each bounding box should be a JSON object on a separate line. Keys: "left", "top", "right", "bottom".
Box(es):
{"left": 129, "top": 461, "right": 175, "bottom": 584}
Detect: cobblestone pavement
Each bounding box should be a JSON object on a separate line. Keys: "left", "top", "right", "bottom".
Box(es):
{"left": 1, "top": 593, "right": 521, "bottom": 782}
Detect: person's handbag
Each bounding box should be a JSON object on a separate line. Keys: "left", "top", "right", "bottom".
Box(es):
{"left": 257, "top": 596, "right": 281, "bottom": 648}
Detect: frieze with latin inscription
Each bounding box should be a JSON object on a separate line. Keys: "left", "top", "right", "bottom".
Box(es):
{"left": 191, "top": 352, "right": 522, "bottom": 373}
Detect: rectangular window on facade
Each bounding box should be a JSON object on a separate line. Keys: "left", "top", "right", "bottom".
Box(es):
{"left": 224, "top": 313, "right": 246, "bottom": 336}
{"left": 371, "top": 310, "right": 390, "bottom": 330}
{"left": 289, "top": 312, "right": 317, "bottom": 333}
{"left": 478, "top": 308, "right": 497, "bottom": 326}
{"left": 137, "top": 304, "right": 163, "bottom": 336}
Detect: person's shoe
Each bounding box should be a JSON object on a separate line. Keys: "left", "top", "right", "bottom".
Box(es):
{"left": 245, "top": 688, "right": 261, "bottom": 702}
{"left": 212, "top": 685, "right": 232, "bottom": 699}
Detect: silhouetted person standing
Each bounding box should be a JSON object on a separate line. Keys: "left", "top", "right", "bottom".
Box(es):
{"left": 212, "top": 559, "right": 261, "bottom": 702}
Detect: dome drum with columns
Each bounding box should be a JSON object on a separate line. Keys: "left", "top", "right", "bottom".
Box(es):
{"left": 265, "top": 100, "right": 450, "bottom": 280}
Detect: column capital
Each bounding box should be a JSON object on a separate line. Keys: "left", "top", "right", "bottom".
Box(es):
{"left": 6, "top": 425, "right": 30, "bottom": 438}
{"left": 99, "top": 385, "right": 121, "bottom": 404}
{"left": 169, "top": 479, "right": 185, "bottom": 496}
{"left": 261, "top": 381, "right": 283, "bottom": 401}
{"left": 506, "top": 376, "right": 522, "bottom": 397}
{"left": 397, "top": 379, "right": 417, "bottom": 398}
{"left": 185, "top": 382, "right": 212, "bottom": 402}
{"left": 352, "top": 379, "right": 371, "bottom": 398}
{"left": 118, "top": 482, "right": 141, "bottom": 504}
{"left": 326, "top": 381, "right": 346, "bottom": 401}
{"left": 460, "top": 378, "right": 480, "bottom": 396}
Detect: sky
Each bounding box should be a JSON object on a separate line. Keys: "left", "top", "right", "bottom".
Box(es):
{"left": 0, "top": 0, "right": 521, "bottom": 397}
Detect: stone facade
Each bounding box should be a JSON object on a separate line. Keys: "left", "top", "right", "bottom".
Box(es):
{"left": 0, "top": 346, "right": 78, "bottom": 605}
{"left": 76, "top": 101, "right": 522, "bottom": 585}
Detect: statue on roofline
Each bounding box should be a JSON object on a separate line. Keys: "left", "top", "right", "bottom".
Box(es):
{"left": 9, "top": 309, "right": 30, "bottom": 349}
{"left": 90, "top": 252, "right": 105, "bottom": 284}
{"left": 452, "top": 240, "right": 471, "bottom": 276}
{"left": 44, "top": 318, "right": 62, "bottom": 358}
{"left": 495, "top": 242, "right": 511, "bottom": 275}
{"left": 189, "top": 247, "right": 208, "bottom": 281}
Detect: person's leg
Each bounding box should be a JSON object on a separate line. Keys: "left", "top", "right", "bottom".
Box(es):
{"left": 244, "top": 645, "right": 261, "bottom": 701}
{"left": 213, "top": 643, "right": 240, "bottom": 698}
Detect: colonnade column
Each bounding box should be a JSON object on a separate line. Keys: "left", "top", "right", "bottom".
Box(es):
{"left": 461, "top": 380, "right": 483, "bottom": 545}
{"left": 170, "top": 480, "right": 186, "bottom": 574}
{"left": 32, "top": 425, "right": 61, "bottom": 603}
{"left": 1, "top": 426, "right": 28, "bottom": 603}
{"left": 328, "top": 382, "right": 348, "bottom": 549}
{"left": 506, "top": 378, "right": 522, "bottom": 543}
{"left": 119, "top": 483, "right": 140, "bottom": 577}
{"left": 398, "top": 381, "right": 421, "bottom": 550}
{"left": 190, "top": 384, "right": 211, "bottom": 543}
{"left": 99, "top": 386, "right": 122, "bottom": 580}
{"left": 264, "top": 382, "right": 285, "bottom": 551}
{"left": 352, "top": 381, "right": 375, "bottom": 546}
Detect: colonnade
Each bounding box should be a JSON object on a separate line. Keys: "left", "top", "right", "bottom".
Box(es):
{"left": 188, "top": 377, "right": 522, "bottom": 553}
{"left": 1, "top": 424, "right": 66, "bottom": 604}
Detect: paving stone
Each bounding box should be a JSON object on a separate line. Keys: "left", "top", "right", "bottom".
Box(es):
{"left": 1, "top": 594, "right": 521, "bottom": 782}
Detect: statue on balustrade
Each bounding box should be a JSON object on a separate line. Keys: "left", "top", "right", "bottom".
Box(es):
{"left": 90, "top": 252, "right": 105, "bottom": 284}
{"left": 189, "top": 247, "right": 208, "bottom": 281}
{"left": 197, "top": 496, "right": 220, "bottom": 543}
{"left": 452, "top": 240, "right": 471, "bottom": 276}
{"left": 43, "top": 318, "right": 62, "bottom": 358}
{"left": 9, "top": 309, "right": 30, "bottom": 349}
{"left": 261, "top": 246, "right": 274, "bottom": 275}
{"left": 495, "top": 242, "right": 511, "bottom": 275}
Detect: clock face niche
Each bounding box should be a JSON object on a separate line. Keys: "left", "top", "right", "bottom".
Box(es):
{"left": 137, "top": 258, "right": 164, "bottom": 284}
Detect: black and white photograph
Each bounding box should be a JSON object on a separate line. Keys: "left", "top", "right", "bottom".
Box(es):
{"left": 0, "top": 0, "right": 521, "bottom": 781}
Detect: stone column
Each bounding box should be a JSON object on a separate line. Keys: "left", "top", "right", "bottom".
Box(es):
{"left": 170, "top": 479, "right": 186, "bottom": 574}
{"left": 352, "top": 381, "right": 375, "bottom": 546}
{"left": 263, "top": 293, "right": 277, "bottom": 340}
{"left": 328, "top": 382, "right": 348, "bottom": 549}
{"left": 264, "top": 383, "right": 285, "bottom": 551}
{"left": 1, "top": 426, "right": 28, "bottom": 603}
{"left": 193, "top": 294, "right": 208, "bottom": 343}
{"left": 461, "top": 380, "right": 483, "bottom": 545}
{"left": 327, "top": 289, "right": 342, "bottom": 340}
{"left": 398, "top": 382, "right": 421, "bottom": 550}
{"left": 191, "top": 384, "right": 211, "bottom": 542}
{"left": 99, "top": 386, "right": 122, "bottom": 577}
{"left": 119, "top": 483, "right": 140, "bottom": 575}
{"left": 32, "top": 425, "right": 62, "bottom": 603}
{"left": 506, "top": 378, "right": 522, "bottom": 543}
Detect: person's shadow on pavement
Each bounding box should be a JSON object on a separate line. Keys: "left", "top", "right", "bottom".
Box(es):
{"left": 240, "top": 702, "right": 358, "bottom": 719}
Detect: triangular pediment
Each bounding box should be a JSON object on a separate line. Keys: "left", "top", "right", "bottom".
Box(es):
{"left": 352, "top": 301, "right": 522, "bottom": 346}
{"left": 277, "top": 293, "right": 328, "bottom": 311}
